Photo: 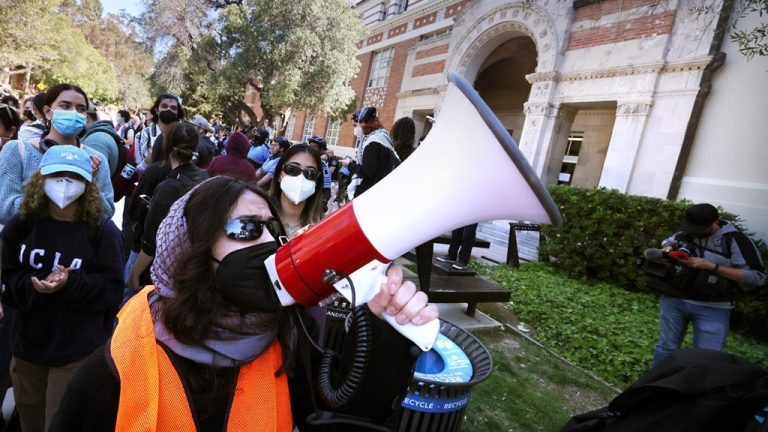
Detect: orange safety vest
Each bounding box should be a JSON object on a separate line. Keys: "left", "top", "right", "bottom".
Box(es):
{"left": 110, "top": 286, "right": 292, "bottom": 431}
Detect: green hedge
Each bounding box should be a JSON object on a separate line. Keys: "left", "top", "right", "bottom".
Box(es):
{"left": 539, "top": 186, "right": 768, "bottom": 339}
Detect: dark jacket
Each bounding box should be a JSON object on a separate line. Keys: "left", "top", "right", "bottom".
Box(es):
{"left": 141, "top": 163, "right": 209, "bottom": 256}
{"left": 0, "top": 214, "right": 123, "bottom": 366}
{"left": 207, "top": 134, "right": 257, "bottom": 182}
{"left": 348, "top": 141, "right": 399, "bottom": 198}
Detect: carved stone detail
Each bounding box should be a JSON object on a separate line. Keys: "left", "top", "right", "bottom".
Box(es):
{"left": 524, "top": 102, "right": 558, "bottom": 116}
{"left": 448, "top": 3, "right": 559, "bottom": 75}
{"left": 616, "top": 102, "right": 652, "bottom": 116}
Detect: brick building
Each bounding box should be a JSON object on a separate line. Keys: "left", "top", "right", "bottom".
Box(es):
{"left": 266, "top": 0, "right": 768, "bottom": 240}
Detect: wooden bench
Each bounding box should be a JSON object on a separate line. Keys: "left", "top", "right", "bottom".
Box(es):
{"left": 403, "top": 234, "right": 508, "bottom": 317}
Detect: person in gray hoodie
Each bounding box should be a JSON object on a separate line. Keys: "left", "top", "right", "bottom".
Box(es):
{"left": 651, "top": 203, "right": 766, "bottom": 368}
{"left": 82, "top": 103, "right": 120, "bottom": 177}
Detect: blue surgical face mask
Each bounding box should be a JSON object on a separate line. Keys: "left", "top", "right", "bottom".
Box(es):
{"left": 51, "top": 109, "right": 86, "bottom": 137}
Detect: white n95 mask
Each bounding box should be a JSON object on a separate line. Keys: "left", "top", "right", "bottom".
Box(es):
{"left": 44, "top": 177, "right": 86, "bottom": 209}
{"left": 280, "top": 174, "right": 316, "bottom": 205}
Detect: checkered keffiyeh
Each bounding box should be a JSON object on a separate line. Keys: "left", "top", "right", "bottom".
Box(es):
{"left": 151, "top": 179, "right": 211, "bottom": 297}
{"left": 147, "top": 177, "right": 279, "bottom": 367}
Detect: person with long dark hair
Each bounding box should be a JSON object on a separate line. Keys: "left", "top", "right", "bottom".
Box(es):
{"left": 127, "top": 122, "right": 209, "bottom": 294}
{"left": 0, "top": 102, "right": 21, "bottom": 150}
{"left": 268, "top": 143, "right": 325, "bottom": 238}
{"left": 1, "top": 145, "right": 123, "bottom": 432}
{"left": 390, "top": 116, "right": 416, "bottom": 161}
{"left": 0, "top": 84, "right": 115, "bottom": 225}
{"left": 51, "top": 176, "right": 438, "bottom": 431}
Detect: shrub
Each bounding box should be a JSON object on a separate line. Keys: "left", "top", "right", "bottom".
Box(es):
{"left": 539, "top": 186, "right": 768, "bottom": 339}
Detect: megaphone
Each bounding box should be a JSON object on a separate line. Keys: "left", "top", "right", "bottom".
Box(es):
{"left": 265, "top": 72, "right": 562, "bottom": 351}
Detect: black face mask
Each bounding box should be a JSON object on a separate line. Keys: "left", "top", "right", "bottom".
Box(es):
{"left": 23, "top": 109, "right": 36, "bottom": 122}
{"left": 213, "top": 241, "right": 280, "bottom": 312}
{"left": 158, "top": 110, "right": 178, "bottom": 125}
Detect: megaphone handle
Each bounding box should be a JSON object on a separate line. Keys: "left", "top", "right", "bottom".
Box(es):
{"left": 380, "top": 310, "right": 440, "bottom": 352}
{"left": 333, "top": 262, "right": 439, "bottom": 351}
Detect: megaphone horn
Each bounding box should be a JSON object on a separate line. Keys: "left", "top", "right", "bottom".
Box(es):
{"left": 266, "top": 72, "right": 562, "bottom": 349}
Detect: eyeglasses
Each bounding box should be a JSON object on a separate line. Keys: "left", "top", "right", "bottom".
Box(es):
{"left": 224, "top": 217, "right": 281, "bottom": 241}
{"left": 283, "top": 164, "right": 319, "bottom": 181}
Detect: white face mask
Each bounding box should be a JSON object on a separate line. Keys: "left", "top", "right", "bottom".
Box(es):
{"left": 354, "top": 125, "right": 364, "bottom": 139}
{"left": 280, "top": 173, "right": 316, "bottom": 205}
{"left": 44, "top": 177, "right": 86, "bottom": 209}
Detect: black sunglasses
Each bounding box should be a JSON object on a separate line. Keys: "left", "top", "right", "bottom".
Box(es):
{"left": 283, "top": 163, "right": 319, "bottom": 181}
{"left": 224, "top": 217, "right": 281, "bottom": 241}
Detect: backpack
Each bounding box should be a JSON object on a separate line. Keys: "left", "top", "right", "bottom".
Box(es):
{"left": 560, "top": 348, "right": 768, "bottom": 432}
{"left": 82, "top": 127, "right": 137, "bottom": 202}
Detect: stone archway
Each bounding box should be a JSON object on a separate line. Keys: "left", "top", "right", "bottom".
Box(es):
{"left": 447, "top": 4, "right": 559, "bottom": 82}
{"left": 445, "top": 3, "right": 565, "bottom": 180}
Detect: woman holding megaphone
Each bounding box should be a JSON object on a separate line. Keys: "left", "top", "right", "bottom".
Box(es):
{"left": 51, "top": 176, "right": 438, "bottom": 431}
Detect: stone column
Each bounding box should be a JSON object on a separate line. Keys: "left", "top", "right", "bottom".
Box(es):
{"left": 519, "top": 98, "right": 576, "bottom": 185}
{"left": 598, "top": 102, "right": 652, "bottom": 191}
{"left": 519, "top": 74, "right": 576, "bottom": 184}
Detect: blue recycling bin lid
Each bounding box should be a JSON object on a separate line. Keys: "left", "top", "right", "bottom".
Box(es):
{"left": 401, "top": 333, "right": 474, "bottom": 413}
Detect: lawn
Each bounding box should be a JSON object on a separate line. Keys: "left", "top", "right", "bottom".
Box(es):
{"left": 457, "top": 261, "right": 768, "bottom": 431}
{"left": 462, "top": 329, "right": 617, "bottom": 431}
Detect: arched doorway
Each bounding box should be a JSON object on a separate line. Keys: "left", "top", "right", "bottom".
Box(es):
{"left": 473, "top": 36, "right": 537, "bottom": 144}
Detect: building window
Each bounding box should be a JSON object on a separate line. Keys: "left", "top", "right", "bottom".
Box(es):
{"left": 284, "top": 114, "right": 296, "bottom": 140}
{"left": 558, "top": 132, "right": 583, "bottom": 185}
{"left": 367, "top": 48, "right": 394, "bottom": 88}
{"left": 379, "top": 2, "right": 388, "bottom": 21}
{"left": 326, "top": 120, "right": 341, "bottom": 146}
{"left": 302, "top": 114, "right": 315, "bottom": 142}
{"left": 397, "top": 0, "right": 409, "bottom": 13}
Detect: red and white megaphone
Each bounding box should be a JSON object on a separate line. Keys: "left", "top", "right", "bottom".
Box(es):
{"left": 265, "top": 72, "right": 562, "bottom": 351}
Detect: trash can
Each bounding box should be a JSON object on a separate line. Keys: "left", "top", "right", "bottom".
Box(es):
{"left": 397, "top": 319, "right": 493, "bottom": 432}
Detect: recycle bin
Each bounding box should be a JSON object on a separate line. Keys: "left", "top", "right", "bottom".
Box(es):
{"left": 397, "top": 319, "right": 493, "bottom": 432}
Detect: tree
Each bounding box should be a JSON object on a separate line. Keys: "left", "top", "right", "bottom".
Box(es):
{"left": 729, "top": 0, "right": 768, "bottom": 59}
{"left": 65, "top": 0, "right": 154, "bottom": 107}
{"left": 0, "top": 0, "right": 59, "bottom": 89}
{"left": 140, "top": 0, "right": 363, "bottom": 125}
{"left": 33, "top": 13, "right": 119, "bottom": 101}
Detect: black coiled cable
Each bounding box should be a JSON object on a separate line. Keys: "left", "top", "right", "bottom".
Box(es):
{"left": 317, "top": 304, "right": 372, "bottom": 408}
{"left": 293, "top": 272, "right": 374, "bottom": 409}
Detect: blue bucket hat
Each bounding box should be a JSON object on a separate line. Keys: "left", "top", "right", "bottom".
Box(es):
{"left": 39, "top": 145, "right": 93, "bottom": 182}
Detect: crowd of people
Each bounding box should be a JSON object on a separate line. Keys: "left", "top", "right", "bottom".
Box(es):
{"left": 0, "top": 85, "right": 436, "bottom": 431}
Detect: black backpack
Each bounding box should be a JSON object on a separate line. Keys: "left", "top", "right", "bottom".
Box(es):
{"left": 561, "top": 348, "right": 768, "bottom": 432}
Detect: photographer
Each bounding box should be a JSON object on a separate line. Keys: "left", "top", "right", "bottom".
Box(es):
{"left": 651, "top": 203, "right": 765, "bottom": 367}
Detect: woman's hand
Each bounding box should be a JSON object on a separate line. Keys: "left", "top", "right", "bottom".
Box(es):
{"left": 89, "top": 155, "right": 102, "bottom": 178}
{"left": 31, "top": 265, "right": 70, "bottom": 294}
{"left": 368, "top": 264, "right": 438, "bottom": 326}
